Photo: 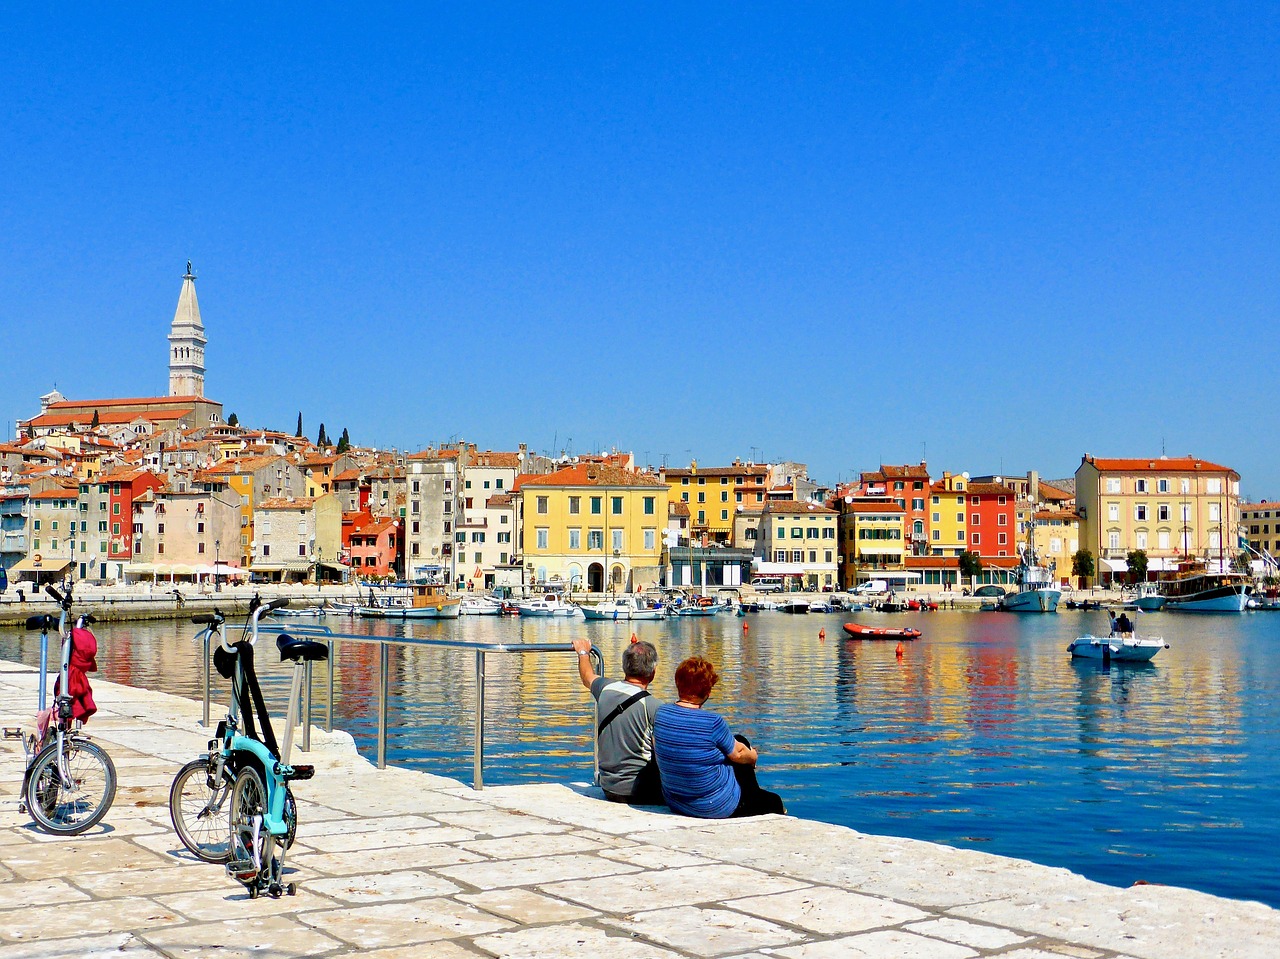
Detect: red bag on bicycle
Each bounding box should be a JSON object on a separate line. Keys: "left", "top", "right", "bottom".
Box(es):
{"left": 53, "top": 626, "right": 98, "bottom": 724}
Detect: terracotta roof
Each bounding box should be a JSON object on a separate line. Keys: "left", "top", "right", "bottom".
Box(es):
{"left": 470, "top": 451, "right": 522, "bottom": 468}
{"left": 30, "top": 487, "right": 78, "bottom": 499}
{"left": 257, "top": 497, "right": 316, "bottom": 510}
{"left": 1082, "top": 455, "right": 1234, "bottom": 474}
{"left": 486, "top": 493, "right": 513, "bottom": 507}
{"left": 514, "top": 465, "right": 666, "bottom": 490}
{"left": 353, "top": 518, "right": 396, "bottom": 536}
{"left": 204, "top": 455, "right": 283, "bottom": 474}
{"left": 863, "top": 464, "right": 930, "bottom": 481}
{"left": 26, "top": 408, "right": 193, "bottom": 428}
{"left": 764, "top": 501, "right": 837, "bottom": 516}
{"left": 966, "top": 483, "right": 1016, "bottom": 497}
{"left": 664, "top": 465, "right": 769, "bottom": 478}
{"left": 1241, "top": 502, "right": 1280, "bottom": 513}
{"left": 333, "top": 468, "right": 362, "bottom": 482}
{"left": 670, "top": 501, "right": 691, "bottom": 517}
{"left": 407, "top": 448, "right": 460, "bottom": 460}
{"left": 1034, "top": 510, "right": 1078, "bottom": 522}
{"left": 1038, "top": 482, "right": 1073, "bottom": 501}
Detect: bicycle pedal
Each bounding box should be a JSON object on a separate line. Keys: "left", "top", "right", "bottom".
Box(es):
{"left": 226, "top": 859, "right": 258, "bottom": 882}
{"left": 284, "top": 764, "right": 314, "bottom": 781}
{"left": 3, "top": 727, "right": 22, "bottom": 739}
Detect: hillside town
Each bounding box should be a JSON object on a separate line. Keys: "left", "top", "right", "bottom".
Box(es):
{"left": 1, "top": 268, "right": 1272, "bottom": 597}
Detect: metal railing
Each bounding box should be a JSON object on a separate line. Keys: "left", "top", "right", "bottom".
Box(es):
{"left": 199, "top": 623, "right": 602, "bottom": 790}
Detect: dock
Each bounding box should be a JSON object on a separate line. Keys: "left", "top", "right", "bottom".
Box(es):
{"left": 1, "top": 660, "right": 1275, "bottom": 959}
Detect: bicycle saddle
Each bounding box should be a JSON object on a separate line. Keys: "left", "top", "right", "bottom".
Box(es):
{"left": 276, "top": 634, "right": 329, "bottom": 664}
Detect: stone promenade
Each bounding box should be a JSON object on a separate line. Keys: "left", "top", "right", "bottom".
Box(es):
{"left": 0, "top": 660, "right": 1275, "bottom": 959}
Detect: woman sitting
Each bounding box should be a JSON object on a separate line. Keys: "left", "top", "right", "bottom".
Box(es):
{"left": 653, "top": 656, "right": 785, "bottom": 819}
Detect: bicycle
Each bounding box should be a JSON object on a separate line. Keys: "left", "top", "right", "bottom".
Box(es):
{"left": 3, "top": 584, "right": 117, "bottom": 834}
{"left": 171, "top": 594, "right": 328, "bottom": 898}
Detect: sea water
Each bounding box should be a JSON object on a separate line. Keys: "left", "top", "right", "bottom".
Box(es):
{"left": 3, "top": 606, "right": 1277, "bottom": 907}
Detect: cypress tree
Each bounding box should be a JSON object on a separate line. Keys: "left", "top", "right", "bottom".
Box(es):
{"left": 296, "top": 412, "right": 303, "bottom": 437}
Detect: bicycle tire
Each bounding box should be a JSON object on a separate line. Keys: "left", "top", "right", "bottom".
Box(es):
{"left": 169, "top": 757, "right": 234, "bottom": 863}
{"left": 24, "top": 736, "right": 117, "bottom": 835}
{"left": 228, "top": 765, "right": 269, "bottom": 884}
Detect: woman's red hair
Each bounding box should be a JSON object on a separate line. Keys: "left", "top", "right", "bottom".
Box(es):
{"left": 674, "top": 656, "right": 719, "bottom": 700}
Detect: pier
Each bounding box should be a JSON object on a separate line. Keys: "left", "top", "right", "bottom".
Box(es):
{"left": 1, "top": 661, "right": 1275, "bottom": 958}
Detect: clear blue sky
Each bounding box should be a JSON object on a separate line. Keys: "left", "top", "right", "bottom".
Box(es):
{"left": 2, "top": 5, "right": 1276, "bottom": 494}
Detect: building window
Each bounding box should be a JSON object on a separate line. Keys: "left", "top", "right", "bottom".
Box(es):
{"left": 998, "top": 533, "right": 1007, "bottom": 545}
{"left": 537, "top": 496, "right": 549, "bottom": 514}
{"left": 643, "top": 496, "right": 655, "bottom": 515}
{"left": 612, "top": 496, "right": 623, "bottom": 515}
{"left": 569, "top": 529, "right": 581, "bottom": 550}
{"left": 971, "top": 514, "right": 980, "bottom": 526}
{"left": 1158, "top": 479, "right": 1169, "bottom": 493}
{"left": 1135, "top": 505, "right": 1148, "bottom": 521}
{"left": 588, "top": 529, "right": 603, "bottom": 550}
{"left": 569, "top": 496, "right": 580, "bottom": 514}
{"left": 591, "top": 497, "right": 602, "bottom": 515}
{"left": 971, "top": 533, "right": 980, "bottom": 545}
{"left": 697, "top": 492, "right": 705, "bottom": 503}
{"left": 1106, "top": 478, "right": 1121, "bottom": 493}
{"left": 1108, "top": 504, "right": 1119, "bottom": 522}
{"left": 612, "top": 529, "right": 624, "bottom": 552}
{"left": 536, "top": 528, "right": 549, "bottom": 550}
{"left": 644, "top": 529, "right": 656, "bottom": 550}
{"left": 1158, "top": 505, "right": 1170, "bottom": 521}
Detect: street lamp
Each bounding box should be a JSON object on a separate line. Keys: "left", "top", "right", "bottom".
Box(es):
{"left": 214, "top": 539, "right": 221, "bottom": 592}
{"left": 316, "top": 546, "right": 323, "bottom": 594}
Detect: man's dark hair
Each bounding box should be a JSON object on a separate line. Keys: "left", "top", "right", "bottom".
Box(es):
{"left": 621, "top": 641, "right": 658, "bottom": 682}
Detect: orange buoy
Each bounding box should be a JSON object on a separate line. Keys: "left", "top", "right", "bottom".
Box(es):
{"left": 742, "top": 622, "right": 749, "bottom": 633}
{"left": 818, "top": 628, "right": 825, "bottom": 640}
{"left": 896, "top": 642, "right": 904, "bottom": 659}
{"left": 630, "top": 633, "right": 638, "bottom": 644}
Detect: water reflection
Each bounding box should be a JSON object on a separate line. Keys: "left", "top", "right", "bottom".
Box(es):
{"left": 1, "top": 608, "right": 1277, "bottom": 906}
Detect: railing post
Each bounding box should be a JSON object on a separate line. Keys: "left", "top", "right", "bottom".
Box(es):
{"left": 302, "top": 660, "right": 313, "bottom": 752}
{"left": 474, "top": 649, "right": 485, "bottom": 789}
{"left": 377, "top": 642, "right": 388, "bottom": 769}
{"left": 325, "top": 638, "right": 335, "bottom": 733}
{"left": 38, "top": 631, "right": 48, "bottom": 713}
{"left": 201, "top": 630, "right": 210, "bottom": 727}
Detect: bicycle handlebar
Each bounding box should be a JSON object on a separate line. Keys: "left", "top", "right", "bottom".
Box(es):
{"left": 45, "top": 584, "right": 66, "bottom": 606}
{"left": 265, "top": 598, "right": 291, "bottom": 612}
{"left": 25, "top": 614, "right": 55, "bottom": 632}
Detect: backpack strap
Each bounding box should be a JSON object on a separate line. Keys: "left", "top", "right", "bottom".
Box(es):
{"left": 597, "top": 688, "right": 651, "bottom": 736}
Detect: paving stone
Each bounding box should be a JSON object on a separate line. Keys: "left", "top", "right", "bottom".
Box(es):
{"left": 70, "top": 864, "right": 229, "bottom": 898}
{"left": 141, "top": 914, "right": 342, "bottom": 958}
{"left": 903, "top": 917, "right": 1032, "bottom": 950}
{"left": 604, "top": 904, "right": 807, "bottom": 957}
{"left": 541, "top": 863, "right": 807, "bottom": 914}
{"left": 329, "top": 942, "right": 487, "bottom": 959}
{"left": 440, "top": 852, "right": 642, "bottom": 890}
{"left": 0, "top": 931, "right": 166, "bottom": 958}
{"left": 289, "top": 843, "right": 486, "bottom": 877}
{"left": 433, "top": 808, "right": 574, "bottom": 838}
{"left": 3, "top": 837, "right": 175, "bottom": 880}
{"left": 473, "top": 921, "right": 685, "bottom": 958}
{"left": 304, "top": 824, "right": 475, "bottom": 853}
{"left": 304, "top": 869, "right": 462, "bottom": 904}
{"left": 597, "top": 843, "right": 718, "bottom": 870}
{"left": 157, "top": 886, "right": 337, "bottom": 921}
{"left": 0, "top": 878, "right": 90, "bottom": 910}
{"left": 301, "top": 813, "right": 440, "bottom": 837}
{"left": 0, "top": 897, "right": 183, "bottom": 944}
{"left": 772, "top": 929, "right": 979, "bottom": 958}
{"left": 301, "top": 897, "right": 512, "bottom": 948}
{"left": 726, "top": 885, "right": 928, "bottom": 935}
{"left": 460, "top": 831, "right": 610, "bottom": 860}
{"left": 457, "top": 888, "right": 596, "bottom": 924}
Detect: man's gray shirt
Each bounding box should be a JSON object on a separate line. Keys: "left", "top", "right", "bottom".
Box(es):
{"left": 591, "top": 676, "right": 657, "bottom": 795}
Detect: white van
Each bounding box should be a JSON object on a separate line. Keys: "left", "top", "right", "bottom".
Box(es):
{"left": 751, "top": 576, "right": 784, "bottom": 593}
{"left": 851, "top": 580, "right": 888, "bottom": 594}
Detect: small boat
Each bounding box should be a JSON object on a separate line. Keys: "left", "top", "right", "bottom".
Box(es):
{"left": 1162, "top": 567, "right": 1249, "bottom": 612}
{"left": 672, "top": 602, "right": 720, "bottom": 617}
{"left": 359, "top": 582, "right": 462, "bottom": 619}
{"left": 459, "top": 596, "right": 502, "bottom": 616}
{"left": 324, "top": 601, "right": 358, "bottom": 614}
{"left": 1067, "top": 633, "right": 1168, "bottom": 662}
{"left": 842, "top": 622, "right": 922, "bottom": 640}
{"left": 517, "top": 595, "right": 581, "bottom": 617}
{"left": 268, "top": 605, "right": 327, "bottom": 617}
{"left": 1125, "top": 582, "right": 1167, "bottom": 612}
{"left": 581, "top": 596, "right": 664, "bottom": 621}
{"left": 999, "top": 556, "right": 1061, "bottom": 613}
{"left": 875, "top": 600, "right": 909, "bottom": 613}
{"left": 779, "top": 598, "right": 811, "bottom": 614}
{"left": 1064, "top": 599, "right": 1104, "bottom": 611}
{"left": 807, "top": 601, "right": 836, "bottom": 613}
{"left": 906, "top": 599, "right": 938, "bottom": 611}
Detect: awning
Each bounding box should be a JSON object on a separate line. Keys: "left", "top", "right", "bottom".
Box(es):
{"left": 194, "top": 563, "right": 248, "bottom": 578}
{"left": 1145, "top": 558, "right": 1178, "bottom": 572}
{"left": 249, "top": 562, "right": 311, "bottom": 573}
{"left": 1099, "top": 558, "right": 1128, "bottom": 573}
{"left": 6, "top": 557, "right": 73, "bottom": 575}
{"left": 856, "top": 570, "right": 923, "bottom": 580}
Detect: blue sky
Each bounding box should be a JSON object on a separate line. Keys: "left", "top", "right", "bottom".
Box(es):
{"left": 2, "top": 5, "right": 1277, "bottom": 494}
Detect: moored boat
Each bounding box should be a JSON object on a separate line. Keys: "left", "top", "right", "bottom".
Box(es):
{"left": 1067, "top": 633, "right": 1168, "bottom": 662}
{"left": 1162, "top": 568, "right": 1250, "bottom": 612}
{"left": 1124, "top": 582, "right": 1167, "bottom": 612}
{"left": 842, "top": 622, "right": 922, "bottom": 640}
{"left": 517, "top": 594, "right": 581, "bottom": 617}
{"left": 459, "top": 596, "right": 502, "bottom": 616}
{"left": 581, "top": 596, "right": 664, "bottom": 621}
{"left": 779, "top": 598, "right": 811, "bottom": 614}
{"left": 359, "top": 582, "right": 461, "bottom": 619}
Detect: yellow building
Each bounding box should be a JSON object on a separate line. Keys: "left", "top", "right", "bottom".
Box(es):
{"left": 515, "top": 464, "right": 669, "bottom": 592}
{"left": 662, "top": 461, "right": 769, "bottom": 545}
{"left": 756, "top": 501, "right": 839, "bottom": 590}
{"left": 1032, "top": 509, "right": 1079, "bottom": 586}
{"left": 837, "top": 499, "right": 905, "bottom": 588}
{"left": 1075, "top": 454, "right": 1241, "bottom": 583}
{"left": 928, "top": 472, "right": 969, "bottom": 556}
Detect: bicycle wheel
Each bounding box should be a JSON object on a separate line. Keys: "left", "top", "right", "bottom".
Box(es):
{"left": 24, "top": 736, "right": 117, "bottom": 835}
{"left": 169, "top": 757, "right": 233, "bottom": 863}
{"left": 283, "top": 785, "right": 297, "bottom": 850}
{"left": 228, "top": 765, "right": 269, "bottom": 883}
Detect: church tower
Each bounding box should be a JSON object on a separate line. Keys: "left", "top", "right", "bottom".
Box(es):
{"left": 168, "top": 261, "right": 207, "bottom": 397}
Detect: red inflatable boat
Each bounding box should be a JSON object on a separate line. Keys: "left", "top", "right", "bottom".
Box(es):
{"left": 842, "top": 622, "right": 922, "bottom": 640}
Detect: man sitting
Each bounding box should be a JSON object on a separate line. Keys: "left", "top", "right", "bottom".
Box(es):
{"left": 572, "top": 637, "right": 663, "bottom": 804}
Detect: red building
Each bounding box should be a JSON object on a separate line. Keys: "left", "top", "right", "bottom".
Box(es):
{"left": 346, "top": 512, "right": 399, "bottom": 579}
{"left": 105, "top": 468, "right": 164, "bottom": 562}
{"left": 855, "top": 462, "right": 931, "bottom": 555}
{"left": 965, "top": 482, "right": 1016, "bottom": 558}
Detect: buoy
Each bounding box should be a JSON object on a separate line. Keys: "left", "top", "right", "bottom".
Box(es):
{"left": 630, "top": 633, "right": 638, "bottom": 644}
{"left": 896, "top": 642, "right": 904, "bottom": 659}
{"left": 818, "top": 628, "right": 825, "bottom": 640}
{"left": 742, "top": 622, "right": 749, "bottom": 634}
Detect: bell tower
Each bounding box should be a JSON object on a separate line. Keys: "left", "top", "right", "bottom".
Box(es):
{"left": 168, "top": 261, "right": 207, "bottom": 397}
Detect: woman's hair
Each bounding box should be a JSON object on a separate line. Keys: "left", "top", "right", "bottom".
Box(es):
{"left": 674, "top": 656, "right": 719, "bottom": 700}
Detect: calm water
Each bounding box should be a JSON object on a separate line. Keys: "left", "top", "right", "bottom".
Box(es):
{"left": 3, "top": 607, "right": 1278, "bottom": 906}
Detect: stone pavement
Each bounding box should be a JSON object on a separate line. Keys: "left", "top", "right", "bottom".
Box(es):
{"left": 0, "top": 660, "right": 1275, "bottom": 959}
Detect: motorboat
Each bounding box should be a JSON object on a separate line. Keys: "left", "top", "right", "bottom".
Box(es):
{"left": 779, "top": 598, "right": 811, "bottom": 614}
{"left": 517, "top": 595, "right": 581, "bottom": 617}
{"left": 359, "top": 582, "right": 462, "bottom": 619}
{"left": 999, "top": 556, "right": 1061, "bottom": 613}
{"left": 842, "top": 622, "right": 922, "bottom": 640}
{"left": 581, "top": 596, "right": 664, "bottom": 621}
{"left": 268, "top": 605, "right": 327, "bottom": 617}
{"left": 459, "top": 596, "right": 502, "bottom": 616}
{"left": 1123, "top": 582, "right": 1167, "bottom": 612}
{"left": 1067, "top": 633, "right": 1168, "bottom": 662}
{"left": 1162, "top": 568, "right": 1250, "bottom": 612}
{"left": 1063, "top": 599, "right": 1104, "bottom": 611}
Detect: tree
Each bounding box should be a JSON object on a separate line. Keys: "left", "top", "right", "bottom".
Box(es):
{"left": 317, "top": 423, "right": 328, "bottom": 447}
{"left": 1072, "top": 548, "right": 1095, "bottom": 588}
{"left": 958, "top": 550, "right": 983, "bottom": 591}
{"left": 1126, "top": 549, "right": 1149, "bottom": 585}
{"left": 296, "top": 412, "right": 304, "bottom": 437}
{"left": 336, "top": 427, "right": 351, "bottom": 454}
{"left": 90, "top": 409, "right": 100, "bottom": 429}
{"left": 1232, "top": 550, "right": 1254, "bottom": 575}
{"left": 227, "top": 412, "right": 239, "bottom": 427}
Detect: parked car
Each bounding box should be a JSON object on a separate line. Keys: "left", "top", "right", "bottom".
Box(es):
{"left": 751, "top": 576, "right": 784, "bottom": 593}
{"left": 973, "top": 585, "right": 1007, "bottom": 598}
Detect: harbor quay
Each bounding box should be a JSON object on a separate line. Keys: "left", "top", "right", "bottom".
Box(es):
{"left": 1, "top": 663, "right": 1276, "bottom": 959}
